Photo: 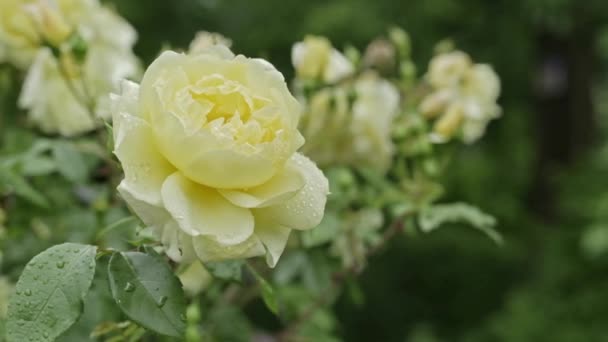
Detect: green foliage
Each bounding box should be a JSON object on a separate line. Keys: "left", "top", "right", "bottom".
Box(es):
{"left": 419, "top": 203, "right": 502, "bottom": 244}
{"left": 6, "top": 243, "right": 97, "bottom": 342}
{"left": 204, "top": 260, "right": 244, "bottom": 283}
{"left": 248, "top": 266, "right": 279, "bottom": 315}
{"left": 107, "top": 247, "right": 187, "bottom": 338}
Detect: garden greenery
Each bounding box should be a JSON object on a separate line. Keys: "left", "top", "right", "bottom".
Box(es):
{"left": 0, "top": 1, "right": 503, "bottom": 341}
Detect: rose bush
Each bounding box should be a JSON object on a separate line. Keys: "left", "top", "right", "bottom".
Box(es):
{"left": 111, "top": 45, "right": 329, "bottom": 266}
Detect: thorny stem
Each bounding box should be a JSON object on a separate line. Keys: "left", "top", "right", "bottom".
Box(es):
{"left": 277, "top": 218, "right": 406, "bottom": 341}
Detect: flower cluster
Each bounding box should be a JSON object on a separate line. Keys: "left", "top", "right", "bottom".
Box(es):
{"left": 0, "top": 0, "right": 139, "bottom": 136}
{"left": 420, "top": 50, "right": 501, "bottom": 143}
{"left": 293, "top": 36, "right": 400, "bottom": 173}
{"left": 111, "top": 45, "right": 329, "bottom": 267}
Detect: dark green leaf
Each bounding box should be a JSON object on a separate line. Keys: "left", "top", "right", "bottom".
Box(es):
{"left": 6, "top": 243, "right": 97, "bottom": 342}
{"left": 107, "top": 248, "right": 186, "bottom": 338}
{"left": 248, "top": 266, "right": 278, "bottom": 315}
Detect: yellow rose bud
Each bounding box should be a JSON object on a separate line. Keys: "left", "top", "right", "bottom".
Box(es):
{"left": 292, "top": 35, "right": 354, "bottom": 83}
{"left": 178, "top": 261, "right": 212, "bottom": 296}
{"left": 111, "top": 46, "right": 329, "bottom": 266}
{"left": 419, "top": 89, "right": 452, "bottom": 119}
{"left": 432, "top": 104, "right": 464, "bottom": 141}
{"left": 24, "top": 0, "right": 72, "bottom": 46}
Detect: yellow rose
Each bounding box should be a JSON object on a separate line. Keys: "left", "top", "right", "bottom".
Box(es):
{"left": 292, "top": 35, "right": 354, "bottom": 83}
{"left": 300, "top": 86, "right": 351, "bottom": 167}
{"left": 0, "top": 0, "right": 134, "bottom": 68}
{"left": 16, "top": 0, "right": 139, "bottom": 136}
{"left": 422, "top": 51, "right": 501, "bottom": 144}
{"left": 300, "top": 72, "right": 399, "bottom": 172}
{"left": 427, "top": 50, "right": 472, "bottom": 88}
{"left": 111, "top": 46, "right": 329, "bottom": 266}
{"left": 19, "top": 39, "right": 139, "bottom": 136}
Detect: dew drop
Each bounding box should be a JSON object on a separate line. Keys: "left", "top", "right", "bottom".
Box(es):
{"left": 124, "top": 282, "right": 135, "bottom": 292}
{"left": 156, "top": 296, "right": 168, "bottom": 308}
{"left": 24, "top": 289, "right": 32, "bottom": 296}
{"left": 56, "top": 261, "right": 65, "bottom": 269}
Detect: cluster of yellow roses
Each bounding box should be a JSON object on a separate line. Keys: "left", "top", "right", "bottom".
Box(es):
{"left": 293, "top": 36, "right": 401, "bottom": 174}
{"left": 0, "top": 0, "right": 139, "bottom": 136}
{"left": 1, "top": 1, "right": 501, "bottom": 270}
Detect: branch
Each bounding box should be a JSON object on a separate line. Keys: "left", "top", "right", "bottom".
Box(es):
{"left": 277, "top": 218, "right": 406, "bottom": 341}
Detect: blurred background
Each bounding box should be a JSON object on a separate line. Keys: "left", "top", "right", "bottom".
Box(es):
{"left": 106, "top": 1, "right": 608, "bottom": 341}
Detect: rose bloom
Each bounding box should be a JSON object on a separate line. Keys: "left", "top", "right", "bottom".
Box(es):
{"left": 12, "top": 0, "right": 139, "bottom": 136}
{"left": 420, "top": 51, "right": 501, "bottom": 143}
{"left": 111, "top": 46, "right": 329, "bottom": 266}
{"left": 300, "top": 72, "right": 400, "bottom": 173}
{"left": 0, "top": 0, "right": 134, "bottom": 68}
{"left": 291, "top": 35, "right": 354, "bottom": 84}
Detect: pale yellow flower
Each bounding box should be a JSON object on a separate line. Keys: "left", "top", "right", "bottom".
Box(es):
{"left": 422, "top": 51, "right": 501, "bottom": 143}
{"left": 427, "top": 50, "right": 472, "bottom": 88}
{"left": 0, "top": 0, "right": 113, "bottom": 68}
{"left": 300, "top": 72, "right": 400, "bottom": 172}
{"left": 19, "top": 42, "right": 139, "bottom": 136}
{"left": 292, "top": 35, "right": 354, "bottom": 83}
{"left": 16, "top": 0, "right": 139, "bottom": 136}
{"left": 111, "top": 47, "right": 329, "bottom": 266}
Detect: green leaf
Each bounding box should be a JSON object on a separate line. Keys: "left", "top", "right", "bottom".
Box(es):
{"left": 21, "top": 156, "right": 56, "bottom": 176}
{"left": 418, "top": 202, "right": 502, "bottom": 244}
{"left": 6, "top": 243, "right": 97, "bottom": 342}
{"left": 0, "top": 168, "right": 48, "bottom": 207}
{"left": 52, "top": 141, "right": 88, "bottom": 183}
{"left": 301, "top": 212, "right": 341, "bottom": 248}
{"left": 204, "top": 260, "right": 243, "bottom": 282}
{"left": 248, "top": 266, "right": 278, "bottom": 315}
{"left": 107, "top": 247, "right": 186, "bottom": 338}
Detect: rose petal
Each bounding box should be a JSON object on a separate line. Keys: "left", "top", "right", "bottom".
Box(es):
{"left": 218, "top": 160, "right": 305, "bottom": 208}
{"left": 191, "top": 235, "right": 265, "bottom": 263}
{"left": 161, "top": 172, "right": 255, "bottom": 244}
{"left": 117, "top": 181, "right": 170, "bottom": 230}
{"left": 255, "top": 153, "right": 329, "bottom": 230}
{"left": 113, "top": 110, "right": 175, "bottom": 206}
{"left": 253, "top": 211, "right": 291, "bottom": 267}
